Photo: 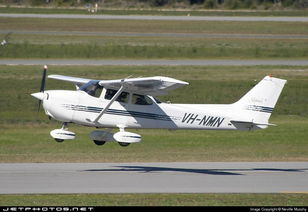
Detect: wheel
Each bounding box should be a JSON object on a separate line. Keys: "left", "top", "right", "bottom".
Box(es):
{"left": 55, "top": 138, "right": 64, "bottom": 143}
{"left": 93, "top": 140, "right": 106, "bottom": 146}
{"left": 118, "top": 142, "right": 130, "bottom": 147}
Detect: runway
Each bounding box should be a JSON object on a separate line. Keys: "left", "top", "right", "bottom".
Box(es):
{"left": 0, "top": 162, "right": 307, "bottom": 194}
{"left": 1, "top": 59, "right": 308, "bottom": 66}
{"left": 1, "top": 30, "right": 307, "bottom": 40}
{"left": 1, "top": 13, "right": 308, "bottom": 22}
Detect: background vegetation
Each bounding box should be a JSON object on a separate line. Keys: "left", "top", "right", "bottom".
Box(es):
{"left": 1, "top": 0, "right": 308, "bottom": 9}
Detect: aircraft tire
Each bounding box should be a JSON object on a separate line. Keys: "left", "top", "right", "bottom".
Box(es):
{"left": 93, "top": 140, "right": 106, "bottom": 146}
{"left": 55, "top": 138, "right": 64, "bottom": 143}
{"left": 118, "top": 142, "right": 130, "bottom": 147}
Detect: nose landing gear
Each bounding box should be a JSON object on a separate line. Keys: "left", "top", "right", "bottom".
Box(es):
{"left": 50, "top": 123, "right": 76, "bottom": 143}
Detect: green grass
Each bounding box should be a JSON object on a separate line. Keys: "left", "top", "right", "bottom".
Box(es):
{"left": 1, "top": 115, "right": 308, "bottom": 162}
{"left": 1, "top": 193, "right": 308, "bottom": 206}
{"left": 1, "top": 39, "right": 307, "bottom": 59}
{"left": 0, "top": 65, "right": 307, "bottom": 162}
{"left": 1, "top": 17, "right": 308, "bottom": 59}
{"left": 2, "top": 17, "right": 308, "bottom": 34}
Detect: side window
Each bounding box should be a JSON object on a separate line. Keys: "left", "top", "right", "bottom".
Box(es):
{"left": 117, "top": 91, "right": 129, "bottom": 103}
{"left": 105, "top": 89, "right": 129, "bottom": 103}
{"left": 105, "top": 89, "right": 117, "bottom": 100}
{"left": 132, "top": 94, "right": 153, "bottom": 105}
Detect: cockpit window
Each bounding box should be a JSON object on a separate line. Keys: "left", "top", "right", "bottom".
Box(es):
{"left": 105, "top": 89, "right": 129, "bottom": 103}
{"left": 79, "top": 80, "right": 103, "bottom": 98}
{"left": 132, "top": 94, "right": 153, "bottom": 105}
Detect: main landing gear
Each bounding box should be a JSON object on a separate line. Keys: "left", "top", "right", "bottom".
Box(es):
{"left": 89, "top": 129, "right": 141, "bottom": 147}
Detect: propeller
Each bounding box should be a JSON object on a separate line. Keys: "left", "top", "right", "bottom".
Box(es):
{"left": 38, "top": 65, "right": 48, "bottom": 111}
{"left": 31, "top": 65, "right": 48, "bottom": 112}
{"left": 40, "top": 65, "right": 47, "bottom": 93}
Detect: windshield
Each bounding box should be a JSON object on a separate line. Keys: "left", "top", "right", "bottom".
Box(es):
{"left": 79, "top": 80, "right": 103, "bottom": 98}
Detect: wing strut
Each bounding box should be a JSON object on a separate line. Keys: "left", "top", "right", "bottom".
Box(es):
{"left": 92, "top": 84, "right": 125, "bottom": 123}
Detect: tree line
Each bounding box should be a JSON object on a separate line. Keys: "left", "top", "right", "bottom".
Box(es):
{"left": 2, "top": 0, "right": 307, "bottom": 9}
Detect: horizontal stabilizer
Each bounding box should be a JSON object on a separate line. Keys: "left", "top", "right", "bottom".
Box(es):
{"left": 231, "top": 120, "right": 276, "bottom": 131}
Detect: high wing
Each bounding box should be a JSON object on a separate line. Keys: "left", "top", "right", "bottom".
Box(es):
{"left": 48, "top": 75, "right": 188, "bottom": 123}
{"left": 99, "top": 76, "right": 189, "bottom": 96}
{"left": 49, "top": 75, "right": 189, "bottom": 96}
{"left": 48, "top": 75, "right": 92, "bottom": 89}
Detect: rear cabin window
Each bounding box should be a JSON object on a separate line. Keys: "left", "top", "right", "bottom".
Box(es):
{"left": 132, "top": 94, "right": 153, "bottom": 105}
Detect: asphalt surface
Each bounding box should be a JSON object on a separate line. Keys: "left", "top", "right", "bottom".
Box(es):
{"left": 1, "top": 13, "right": 308, "bottom": 22}
{"left": 1, "top": 30, "right": 307, "bottom": 40}
{"left": 0, "top": 162, "right": 307, "bottom": 194}
{"left": 1, "top": 59, "right": 308, "bottom": 66}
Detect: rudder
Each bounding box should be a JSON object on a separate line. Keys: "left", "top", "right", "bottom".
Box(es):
{"left": 233, "top": 75, "right": 287, "bottom": 124}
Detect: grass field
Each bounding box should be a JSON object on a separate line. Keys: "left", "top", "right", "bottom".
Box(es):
{"left": 1, "top": 17, "right": 307, "bottom": 59}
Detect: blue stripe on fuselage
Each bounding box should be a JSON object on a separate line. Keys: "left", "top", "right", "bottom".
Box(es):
{"left": 62, "top": 104, "right": 172, "bottom": 121}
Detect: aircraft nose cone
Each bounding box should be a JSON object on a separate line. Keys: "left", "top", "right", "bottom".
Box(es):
{"left": 31, "top": 92, "right": 45, "bottom": 101}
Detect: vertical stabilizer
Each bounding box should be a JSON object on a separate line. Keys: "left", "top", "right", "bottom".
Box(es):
{"left": 233, "top": 76, "right": 287, "bottom": 124}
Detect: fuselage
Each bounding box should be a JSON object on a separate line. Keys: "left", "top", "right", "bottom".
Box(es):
{"left": 42, "top": 90, "right": 240, "bottom": 131}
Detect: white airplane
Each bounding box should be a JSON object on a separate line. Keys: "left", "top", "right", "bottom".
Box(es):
{"left": 31, "top": 66, "right": 287, "bottom": 147}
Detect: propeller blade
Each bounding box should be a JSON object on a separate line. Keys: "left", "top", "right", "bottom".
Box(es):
{"left": 37, "top": 65, "right": 47, "bottom": 112}
{"left": 40, "top": 65, "right": 47, "bottom": 93}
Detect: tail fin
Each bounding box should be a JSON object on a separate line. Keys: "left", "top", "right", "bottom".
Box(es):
{"left": 233, "top": 75, "right": 287, "bottom": 125}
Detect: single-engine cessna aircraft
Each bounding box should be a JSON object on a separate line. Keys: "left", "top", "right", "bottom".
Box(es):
{"left": 31, "top": 66, "right": 286, "bottom": 147}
